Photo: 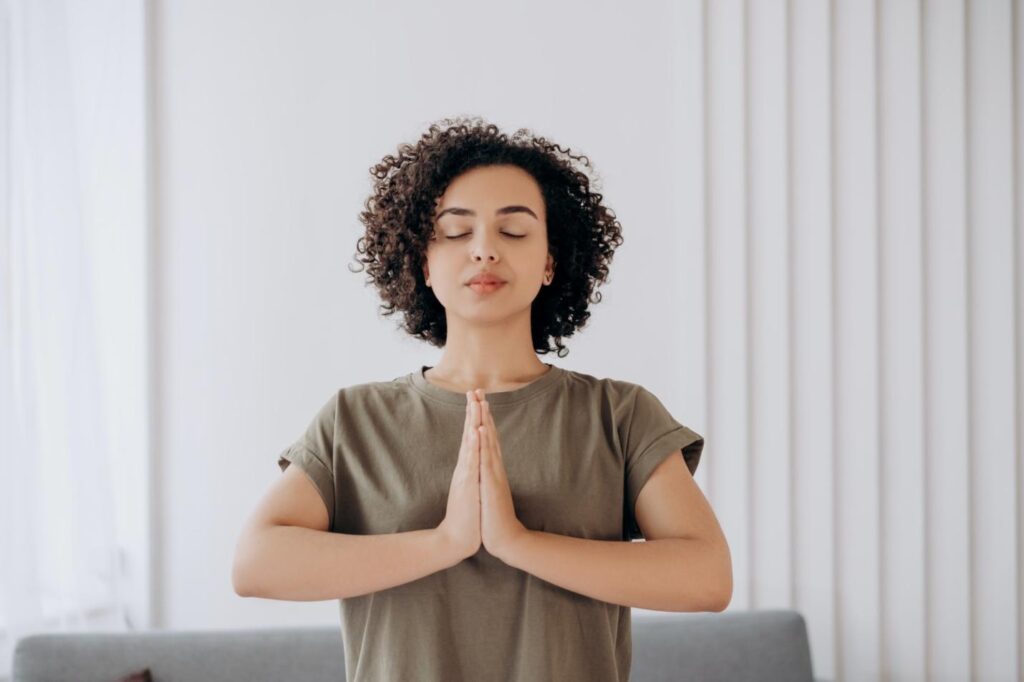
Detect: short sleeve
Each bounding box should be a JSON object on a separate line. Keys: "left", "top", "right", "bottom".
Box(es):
{"left": 276, "top": 393, "right": 338, "bottom": 532}
{"left": 622, "top": 386, "right": 704, "bottom": 541}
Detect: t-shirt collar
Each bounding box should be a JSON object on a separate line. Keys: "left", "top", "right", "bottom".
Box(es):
{"left": 408, "top": 363, "right": 563, "bottom": 406}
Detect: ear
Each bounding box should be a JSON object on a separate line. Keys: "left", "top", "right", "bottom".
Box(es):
{"left": 423, "top": 262, "right": 431, "bottom": 287}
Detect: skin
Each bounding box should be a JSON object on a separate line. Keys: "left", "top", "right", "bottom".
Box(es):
{"left": 421, "top": 163, "right": 556, "bottom": 394}
{"left": 471, "top": 386, "right": 524, "bottom": 558}
{"left": 422, "top": 166, "right": 732, "bottom": 608}
{"left": 421, "top": 163, "right": 557, "bottom": 557}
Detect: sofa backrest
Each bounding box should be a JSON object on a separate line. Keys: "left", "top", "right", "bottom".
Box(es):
{"left": 12, "top": 609, "right": 818, "bottom": 682}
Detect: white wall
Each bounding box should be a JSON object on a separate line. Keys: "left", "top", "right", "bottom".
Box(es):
{"left": 153, "top": 0, "right": 699, "bottom": 624}
{"left": 153, "top": 2, "right": 1022, "bottom": 681}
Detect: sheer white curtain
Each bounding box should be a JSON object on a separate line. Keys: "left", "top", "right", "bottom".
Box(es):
{"left": 0, "top": 0, "right": 148, "bottom": 678}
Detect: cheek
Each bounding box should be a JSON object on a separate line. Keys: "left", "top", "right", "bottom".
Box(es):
{"left": 426, "top": 250, "right": 452, "bottom": 272}
{"left": 424, "top": 252, "right": 461, "bottom": 288}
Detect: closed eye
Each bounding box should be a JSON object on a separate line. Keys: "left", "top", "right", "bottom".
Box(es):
{"left": 446, "top": 233, "right": 526, "bottom": 240}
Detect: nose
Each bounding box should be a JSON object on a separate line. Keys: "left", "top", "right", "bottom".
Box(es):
{"left": 470, "top": 233, "right": 499, "bottom": 262}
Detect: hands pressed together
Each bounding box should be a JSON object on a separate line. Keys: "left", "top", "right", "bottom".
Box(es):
{"left": 439, "top": 388, "right": 527, "bottom": 563}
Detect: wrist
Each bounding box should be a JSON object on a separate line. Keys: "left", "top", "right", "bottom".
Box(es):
{"left": 493, "top": 526, "right": 531, "bottom": 567}
{"left": 434, "top": 524, "right": 468, "bottom": 566}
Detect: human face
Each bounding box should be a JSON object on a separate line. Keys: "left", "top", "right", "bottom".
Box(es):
{"left": 422, "top": 164, "right": 554, "bottom": 323}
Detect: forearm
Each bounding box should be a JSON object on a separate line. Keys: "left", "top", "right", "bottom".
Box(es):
{"left": 500, "top": 531, "right": 731, "bottom": 612}
{"left": 233, "top": 525, "right": 459, "bottom": 601}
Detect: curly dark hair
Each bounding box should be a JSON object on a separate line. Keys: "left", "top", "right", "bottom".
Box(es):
{"left": 349, "top": 115, "right": 624, "bottom": 358}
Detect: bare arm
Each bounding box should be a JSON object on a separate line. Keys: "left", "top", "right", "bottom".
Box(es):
{"left": 500, "top": 532, "right": 730, "bottom": 612}
{"left": 233, "top": 522, "right": 457, "bottom": 601}
{"left": 495, "top": 451, "right": 732, "bottom": 612}
{"left": 232, "top": 462, "right": 461, "bottom": 601}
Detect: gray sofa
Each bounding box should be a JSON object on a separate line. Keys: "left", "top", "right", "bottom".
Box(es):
{"left": 12, "top": 608, "right": 828, "bottom": 681}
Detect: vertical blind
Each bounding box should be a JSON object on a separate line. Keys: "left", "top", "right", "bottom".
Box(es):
{"left": 663, "top": 1, "right": 1022, "bottom": 680}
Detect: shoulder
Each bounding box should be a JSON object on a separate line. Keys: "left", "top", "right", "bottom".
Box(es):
{"left": 321, "top": 373, "right": 420, "bottom": 415}
{"left": 559, "top": 366, "right": 649, "bottom": 403}
{"left": 561, "top": 370, "right": 686, "bottom": 437}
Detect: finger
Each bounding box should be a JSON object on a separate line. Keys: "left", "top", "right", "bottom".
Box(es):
{"left": 468, "top": 390, "right": 482, "bottom": 424}
{"left": 490, "top": 425, "right": 501, "bottom": 468}
{"left": 475, "top": 419, "right": 483, "bottom": 473}
{"left": 465, "top": 397, "right": 481, "bottom": 475}
{"left": 482, "top": 400, "right": 500, "bottom": 461}
{"left": 484, "top": 399, "right": 496, "bottom": 432}
{"left": 476, "top": 388, "right": 486, "bottom": 418}
{"left": 472, "top": 413, "right": 481, "bottom": 482}
{"left": 477, "top": 427, "right": 485, "bottom": 481}
{"left": 472, "top": 392, "right": 488, "bottom": 470}
{"left": 468, "top": 398, "right": 477, "bottom": 428}
{"left": 475, "top": 405, "right": 483, "bottom": 481}
{"left": 460, "top": 395, "right": 476, "bottom": 472}
{"left": 478, "top": 422, "right": 488, "bottom": 470}
{"left": 480, "top": 401, "right": 492, "bottom": 451}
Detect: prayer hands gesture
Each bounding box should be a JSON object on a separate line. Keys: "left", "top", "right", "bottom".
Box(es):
{"left": 438, "top": 389, "right": 526, "bottom": 563}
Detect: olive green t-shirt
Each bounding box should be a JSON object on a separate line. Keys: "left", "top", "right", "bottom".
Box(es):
{"left": 276, "top": 363, "right": 704, "bottom": 682}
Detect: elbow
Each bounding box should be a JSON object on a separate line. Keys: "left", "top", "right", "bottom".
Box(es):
{"left": 712, "top": 582, "right": 732, "bottom": 612}
{"left": 674, "top": 568, "right": 733, "bottom": 613}
{"left": 697, "top": 581, "right": 731, "bottom": 613}
{"left": 704, "top": 541, "right": 733, "bottom": 612}
{"left": 232, "top": 546, "right": 261, "bottom": 597}
{"left": 712, "top": 548, "right": 737, "bottom": 606}
{"left": 231, "top": 528, "right": 264, "bottom": 597}
{"left": 232, "top": 562, "right": 252, "bottom": 597}
{"left": 671, "top": 537, "right": 733, "bottom": 612}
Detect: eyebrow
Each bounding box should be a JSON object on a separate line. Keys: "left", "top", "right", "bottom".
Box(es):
{"left": 435, "top": 205, "right": 539, "bottom": 221}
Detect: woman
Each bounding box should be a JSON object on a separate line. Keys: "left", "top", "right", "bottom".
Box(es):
{"left": 233, "top": 116, "right": 731, "bottom": 682}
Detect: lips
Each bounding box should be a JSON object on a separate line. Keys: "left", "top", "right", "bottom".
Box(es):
{"left": 467, "top": 273, "right": 506, "bottom": 285}
{"left": 468, "top": 280, "right": 506, "bottom": 294}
